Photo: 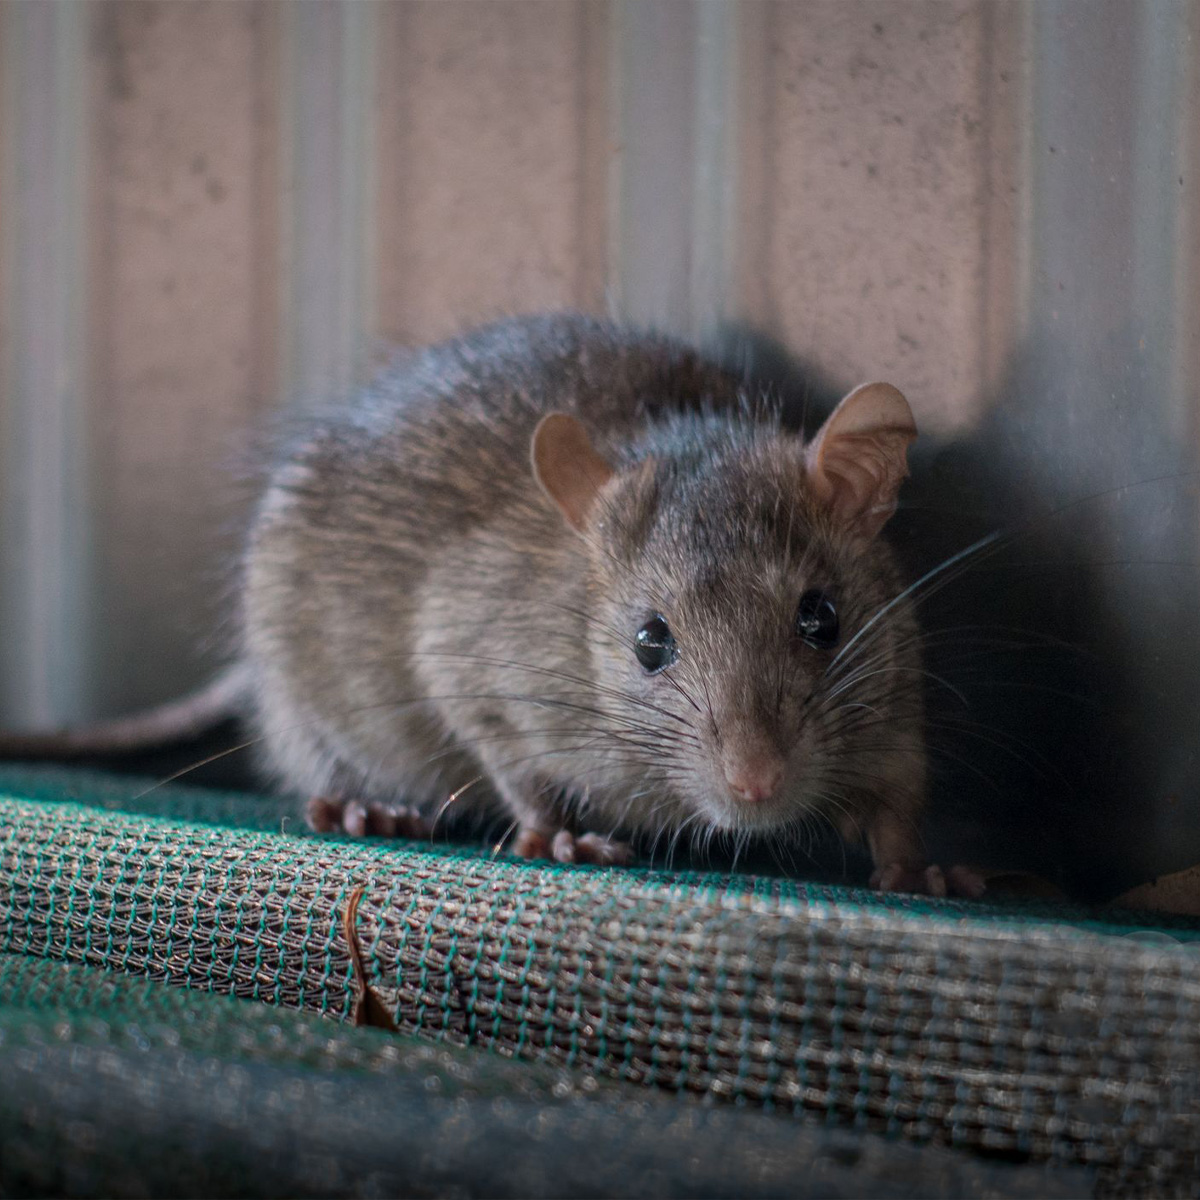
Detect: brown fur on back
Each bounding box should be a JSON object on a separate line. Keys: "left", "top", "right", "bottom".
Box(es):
{"left": 241, "top": 313, "right": 925, "bottom": 857}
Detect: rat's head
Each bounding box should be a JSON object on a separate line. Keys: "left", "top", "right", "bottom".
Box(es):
{"left": 531, "top": 384, "right": 922, "bottom": 843}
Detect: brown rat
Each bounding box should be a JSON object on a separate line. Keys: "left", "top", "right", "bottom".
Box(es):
{"left": 0, "top": 313, "right": 982, "bottom": 897}
{"left": 238, "top": 313, "right": 979, "bottom": 895}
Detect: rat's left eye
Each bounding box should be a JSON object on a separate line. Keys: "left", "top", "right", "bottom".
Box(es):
{"left": 634, "top": 614, "right": 678, "bottom": 674}
{"left": 795, "top": 590, "right": 839, "bottom": 649}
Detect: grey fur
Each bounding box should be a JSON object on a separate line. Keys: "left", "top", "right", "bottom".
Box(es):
{"left": 240, "top": 314, "right": 928, "bottom": 868}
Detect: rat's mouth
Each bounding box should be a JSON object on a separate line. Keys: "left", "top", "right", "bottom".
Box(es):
{"left": 696, "top": 747, "right": 822, "bottom": 835}
{"left": 703, "top": 787, "right": 811, "bottom": 835}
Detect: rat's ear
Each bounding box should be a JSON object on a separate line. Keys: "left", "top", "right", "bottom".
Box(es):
{"left": 531, "top": 413, "right": 615, "bottom": 533}
{"left": 805, "top": 382, "right": 917, "bottom": 540}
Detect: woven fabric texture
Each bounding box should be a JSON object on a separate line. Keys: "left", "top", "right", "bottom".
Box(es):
{"left": 2, "top": 767, "right": 1199, "bottom": 1196}
{"left": 1, "top": 954, "right": 1087, "bottom": 1198}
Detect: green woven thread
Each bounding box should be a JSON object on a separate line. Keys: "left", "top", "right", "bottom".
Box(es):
{"left": 2, "top": 772, "right": 1200, "bottom": 1194}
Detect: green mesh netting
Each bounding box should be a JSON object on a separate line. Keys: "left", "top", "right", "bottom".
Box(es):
{"left": 1, "top": 765, "right": 1198, "bottom": 1197}
{"left": 0, "top": 954, "right": 1085, "bottom": 1198}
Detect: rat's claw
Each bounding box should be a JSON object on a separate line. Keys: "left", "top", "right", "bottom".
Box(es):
{"left": 870, "top": 863, "right": 906, "bottom": 892}
{"left": 946, "top": 864, "right": 988, "bottom": 899}
{"left": 551, "top": 829, "right": 577, "bottom": 863}
{"left": 571, "top": 832, "right": 633, "bottom": 866}
{"left": 341, "top": 799, "right": 369, "bottom": 838}
{"left": 511, "top": 827, "right": 552, "bottom": 859}
{"left": 923, "top": 864, "right": 947, "bottom": 897}
{"left": 513, "top": 827, "right": 631, "bottom": 866}
{"left": 306, "top": 794, "right": 344, "bottom": 833}
{"left": 306, "top": 795, "right": 430, "bottom": 840}
{"left": 871, "top": 861, "right": 984, "bottom": 898}
{"left": 367, "top": 803, "right": 430, "bottom": 838}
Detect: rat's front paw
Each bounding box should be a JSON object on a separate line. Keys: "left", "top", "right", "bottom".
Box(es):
{"left": 552, "top": 830, "right": 632, "bottom": 866}
{"left": 870, "top": 862, "right": 987, "bottom": 899}
{"left": 307, "top": 795, "right": 430, "bottom": 839}
{"left": 511, "top": 827, "right": 552, "bottom": 859}
{"left": 511, "top": 826, "right": 631, "bottom": 866}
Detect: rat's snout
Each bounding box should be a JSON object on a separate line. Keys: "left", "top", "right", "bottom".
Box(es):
{"left": 723, "top": 751, "right": 785, "bottom": 804}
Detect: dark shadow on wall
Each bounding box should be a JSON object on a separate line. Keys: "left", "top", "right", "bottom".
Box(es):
{"left": 725, "top": 323, "right": 1200, "bottom": 901}
{"left": 917, "top": 333, "right": 1200, "bottom": 901}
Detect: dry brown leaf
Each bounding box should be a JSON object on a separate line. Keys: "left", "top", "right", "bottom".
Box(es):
{"left": 342, "top": 884, "right": 399, "bottom": 1032}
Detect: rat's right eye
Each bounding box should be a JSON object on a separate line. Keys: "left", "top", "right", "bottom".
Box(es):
{"left": 795, "top": 589, "right": 839, "bottom": 649}
{"left": 634, "top": 615, "right": 677, "bottom": 674}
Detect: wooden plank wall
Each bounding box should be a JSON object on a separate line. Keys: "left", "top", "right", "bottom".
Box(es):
{"left": 0, "top": 0, "right": 1195, "bottom": 745}
{"left": 86, "top": 1, "right": 281, "bottom": 717}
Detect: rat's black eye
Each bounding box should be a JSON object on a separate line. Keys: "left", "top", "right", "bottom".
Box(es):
{"left": 795, "top": 590, "right": 839, "bottom": 649}
{"left": 634, "top": 614, "right": 678, "bottom": 674}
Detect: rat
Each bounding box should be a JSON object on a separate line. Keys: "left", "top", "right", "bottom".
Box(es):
{"left": 0, "top": 313, "right": 984, "bottom": 897}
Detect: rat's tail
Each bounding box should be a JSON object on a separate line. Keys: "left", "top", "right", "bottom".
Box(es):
{"left": 0, "top": 663, "right": 253, "bottom": 761}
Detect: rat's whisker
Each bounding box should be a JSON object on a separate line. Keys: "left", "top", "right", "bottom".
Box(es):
{"left": 404, "top": 650, "right": 700, "bottom": 733}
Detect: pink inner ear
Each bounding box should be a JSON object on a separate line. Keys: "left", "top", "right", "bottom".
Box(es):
{"left": 531, "top": 412, "right": 615, "bottom": 533}
{"left": 821, "top": 430, "right": 911, "bottom": 521}
{"left": 806, "top": 383, "right": 917, "bottom": 539}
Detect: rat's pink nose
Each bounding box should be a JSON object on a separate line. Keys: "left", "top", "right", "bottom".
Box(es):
{"left": 725, "top": 759, "right": 784, "bottom": 804}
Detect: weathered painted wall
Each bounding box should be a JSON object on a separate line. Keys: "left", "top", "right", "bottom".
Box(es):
{"left": 1, "top": 0, "right": 1198, "bottom": 887}
{"left": 85, "top": 1, "right": 281, "bottom": 713}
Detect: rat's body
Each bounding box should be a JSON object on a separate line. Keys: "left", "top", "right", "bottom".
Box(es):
{"left": 245, "top": 317, "right": 749, "bottom": 847}
{"left": 1, "top": 314, "right": 981, "bottom": 895}
{"left": 241, "top": 314, "right": 959, "bottom": 890}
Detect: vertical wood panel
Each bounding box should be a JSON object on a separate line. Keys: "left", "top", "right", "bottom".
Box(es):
{"left": 975, "top": 2, "right": 1031, "bottom": 404}
{"left": 278, "top": 0, "right": 374, "bottom": 408}
{"left": 1016, "top": 0, "right": 1200, "bottom": 878}
{"left": 1134, "top": 0, "right": 1195, "bottom": 439}
{"left": 736, "top": 0, "right": 1005, "bottom": 432}
{"left": 87, "top": 0, "right": 279, "bottom": 714}
{"left": 610, "top": 0, "right": 737, "bottom": 343}
{"left": 0, "top": 2, "right": 90, "bottom": 727}
{"left": 1183, "top": 1, "right": 1200, "bottom": 460}
{"left": 610, "top": 0, "right": 698, "bottom": 333}
{"left": 375, "top": 0, "right": 609, "bottom": 345}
